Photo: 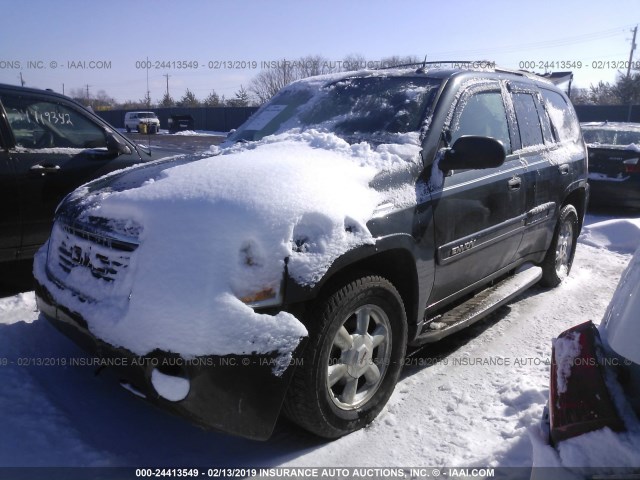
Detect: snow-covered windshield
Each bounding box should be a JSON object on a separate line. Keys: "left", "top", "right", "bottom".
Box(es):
{"left": 582, "top": 127, "right": 640, "bottom": 146}
{"left": 229, "top": 76, "right": 441, "bottom": 143}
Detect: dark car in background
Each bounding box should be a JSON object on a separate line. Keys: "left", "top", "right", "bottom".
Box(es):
{"left": 582, "top": 122, "right": 640, "bottom": 209}
{"left": 168, "top": 114, "right": 194, "bottom": 133}
{"left": 0, "top": 83, "right": 184, "bottom": 263}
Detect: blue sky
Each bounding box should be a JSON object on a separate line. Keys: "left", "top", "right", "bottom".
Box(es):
{"left": 0, "top": 0, "right": 638, "bottom": 102}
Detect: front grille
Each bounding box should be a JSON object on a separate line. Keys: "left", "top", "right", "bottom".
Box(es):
{"left": 49, "top": 221, "right": 139, "bottom": 285}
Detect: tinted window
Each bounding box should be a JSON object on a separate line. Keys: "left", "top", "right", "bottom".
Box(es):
{"left": 451, "top": 91, "right": 511, "bottom": 154}
{"left": 2, "top": 95, "right": 106, "bottom": 150}
{"left": 536, "top": 97, "right": 555, "bottom": 145}
{"left": 540, "top": 89, "right": 580, "bottom": 142}
{"left": 582, "top": 127, "right": 640, "bottom": 146}
{"left": 512, "top": 93, "right": 544, "bottom": 148}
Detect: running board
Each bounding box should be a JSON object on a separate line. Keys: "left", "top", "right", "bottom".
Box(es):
{"left": 413, "top": 265, "right": 542, "bottom": 344}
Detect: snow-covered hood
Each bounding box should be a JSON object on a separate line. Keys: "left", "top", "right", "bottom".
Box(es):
{"left": 37, "top": 131, "right": 421, "bottom": 363}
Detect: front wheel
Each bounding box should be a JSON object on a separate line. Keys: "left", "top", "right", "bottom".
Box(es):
{"left": 540, "top": 204, "right": 579, "bottom": 287}
{"left": 283, "top": 276, "right": 407, "bottom": 438}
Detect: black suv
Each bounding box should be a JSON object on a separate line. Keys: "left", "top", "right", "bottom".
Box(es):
{"left": 34, "top": 65, "right": 588, "bottom": 440}
{"left": 0, "top": 83, "right": 183, "bottom": 263}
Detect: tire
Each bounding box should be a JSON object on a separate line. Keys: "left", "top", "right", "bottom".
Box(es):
{"left": 284, "top": 276, "right": 407, "bottom": 438}
{"left": 540, "top": 204, "right": 579, "bottom": 288}
{"left": 126, "top": 126, "right": 131, "bottom": 133}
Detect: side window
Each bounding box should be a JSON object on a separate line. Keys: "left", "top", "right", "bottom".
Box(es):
{"left": 540, "top": 89, "right": 580, "bottom": 142}
{"left": 451, "top": 91, "right": 512, "bottom": 154}
{"left": 512, "top": 93, "right": 544, "bottom": 149}
{"left": 0, "top": 95, "right": 107, "bottom": 150}
{"left": 535, "top": 96, "right": 555, "bottom": 145}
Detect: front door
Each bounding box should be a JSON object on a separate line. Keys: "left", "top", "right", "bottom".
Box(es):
{"left": 429, "top": 84, "right": 527, "bottom": 305}
{"left": 0, "top": 92, "right": 138, "bottom": 257}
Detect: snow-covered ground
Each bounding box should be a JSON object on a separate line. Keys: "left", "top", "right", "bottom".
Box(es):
{"left": 117, "top": 128, "right": 227, "bottom": 136}
{"left": 171, "top": 129, "right": 227, "bottom": 136}
{"left": 1, "top": 212, "right": 639, "bottom": 475}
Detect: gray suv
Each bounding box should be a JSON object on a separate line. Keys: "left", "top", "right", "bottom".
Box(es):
{"left": 35, "top": 64, "right": 588, "bottom": 439}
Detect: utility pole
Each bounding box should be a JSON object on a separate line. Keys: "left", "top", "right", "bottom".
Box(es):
{"left": 163, "top": 73, "right": 171, "bottom": 96}
{"left": 146, "top": 56, "right": 151, "bottom": 108}
{"left": 627, "top": 25, "right": 637, "bottom": 79}
{"left": 19, "top": 72, "right": 25, "bottom": 86}
{"left": 626, "top": 25, "right": 638, "bottom": 121}
{"left": 85, "top": 84, "right": 90, "bottom": 100}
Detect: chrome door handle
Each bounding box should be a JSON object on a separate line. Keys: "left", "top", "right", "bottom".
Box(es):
{"left": 29, "top": 164, "right": 61, "bottom": 174}
{"left": 508, "top": 176, "right": 521, "bottom": 190}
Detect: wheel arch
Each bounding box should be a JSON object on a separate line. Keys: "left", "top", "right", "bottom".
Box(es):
{"left": 285, "top": 241, "right": 422, "bottom": 339}
{"left": 562, "top": 185, "right": 587, "bottom": 233}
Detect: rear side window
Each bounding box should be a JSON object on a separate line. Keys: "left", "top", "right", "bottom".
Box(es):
{"left": 540, "top": 89, "right": 580, "bottom": 142}
{"left": 451, "top": 91, "right": 512, "bottom": 154}
{"left": 535, "top": 97, "right": 555, "bottom": 145}
{"left": 512, "top": 93, "right": 544, "bottom": 149}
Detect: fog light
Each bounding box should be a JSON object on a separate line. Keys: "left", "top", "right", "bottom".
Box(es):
{"left": 240, "top": 287, "right": 277, "bottom": 304}
{"left": 151, "top": 368, "right": 190, "bottom": 402}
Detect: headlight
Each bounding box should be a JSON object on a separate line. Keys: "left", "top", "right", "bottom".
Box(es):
{"left": 236, "top": 241, "right": 285, "bottom": 308}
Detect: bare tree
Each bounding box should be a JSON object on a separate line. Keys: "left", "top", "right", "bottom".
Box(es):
{"left": 249, "top": 58, "right": 299, "bottom": 104}
{"left": 379, "top": 55, "right": 422, "bottom": 69}
{"left": 120, "top": 99, "right": 150, "bottom": 110}
{"left": 249, "top": 55, "right": 340, "bottom": 104}
{"left": 68, "top": 87, "right": 115, "bottom": 110}
{"left": 341, "top": 53, "right": 367, "bottom": 72}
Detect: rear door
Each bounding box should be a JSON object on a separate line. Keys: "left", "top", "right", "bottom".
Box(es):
{"left": 429, "top": 81, "right": 527, "bottom": 304}
{"left": 0, "top": 91, "right": 143, "bottom": 257}
{"left": 515, "top": 86, "right": 585, "bottom": 257}
{"left": 507, "top": 83, "right": 556, "bottom": 258}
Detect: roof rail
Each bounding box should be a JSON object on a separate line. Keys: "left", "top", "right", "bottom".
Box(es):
{"left": 374, "top": 62, "right": 574, "bottom": 94}
{"left": 377, "top": 60, "right": 496, "bottom": 71}
{"left": 494, "top": 67, "right": 528, "bottom": 77}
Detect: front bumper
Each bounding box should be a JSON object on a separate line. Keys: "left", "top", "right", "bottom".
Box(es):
{"left": 35, "top": 280, "right": 303, "bottom": 441}
{"left": 588, "top": 177, "right": 640, "bottom": 209}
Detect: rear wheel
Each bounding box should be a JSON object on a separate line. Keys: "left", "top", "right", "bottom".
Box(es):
{"left": 540, "top": 204, "right": 578, "bottom": 287}
{"left": 284, "top": 276, "right": 407, "bottom": 438}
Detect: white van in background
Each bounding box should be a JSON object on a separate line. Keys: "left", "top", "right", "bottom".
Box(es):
{"left": 124, "top": 111, "right": 160, "bottom": 133}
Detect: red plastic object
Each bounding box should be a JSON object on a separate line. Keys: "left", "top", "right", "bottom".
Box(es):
{"left": 549, "top": 321, "right": 625, "bottom": 444}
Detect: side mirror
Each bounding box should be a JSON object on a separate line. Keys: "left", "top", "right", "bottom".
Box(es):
{"left": 106, "top": 131, "right": 132, "bottom": 155}
{"left": 440, "top": 135, "right": 506, "bottom": 171}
